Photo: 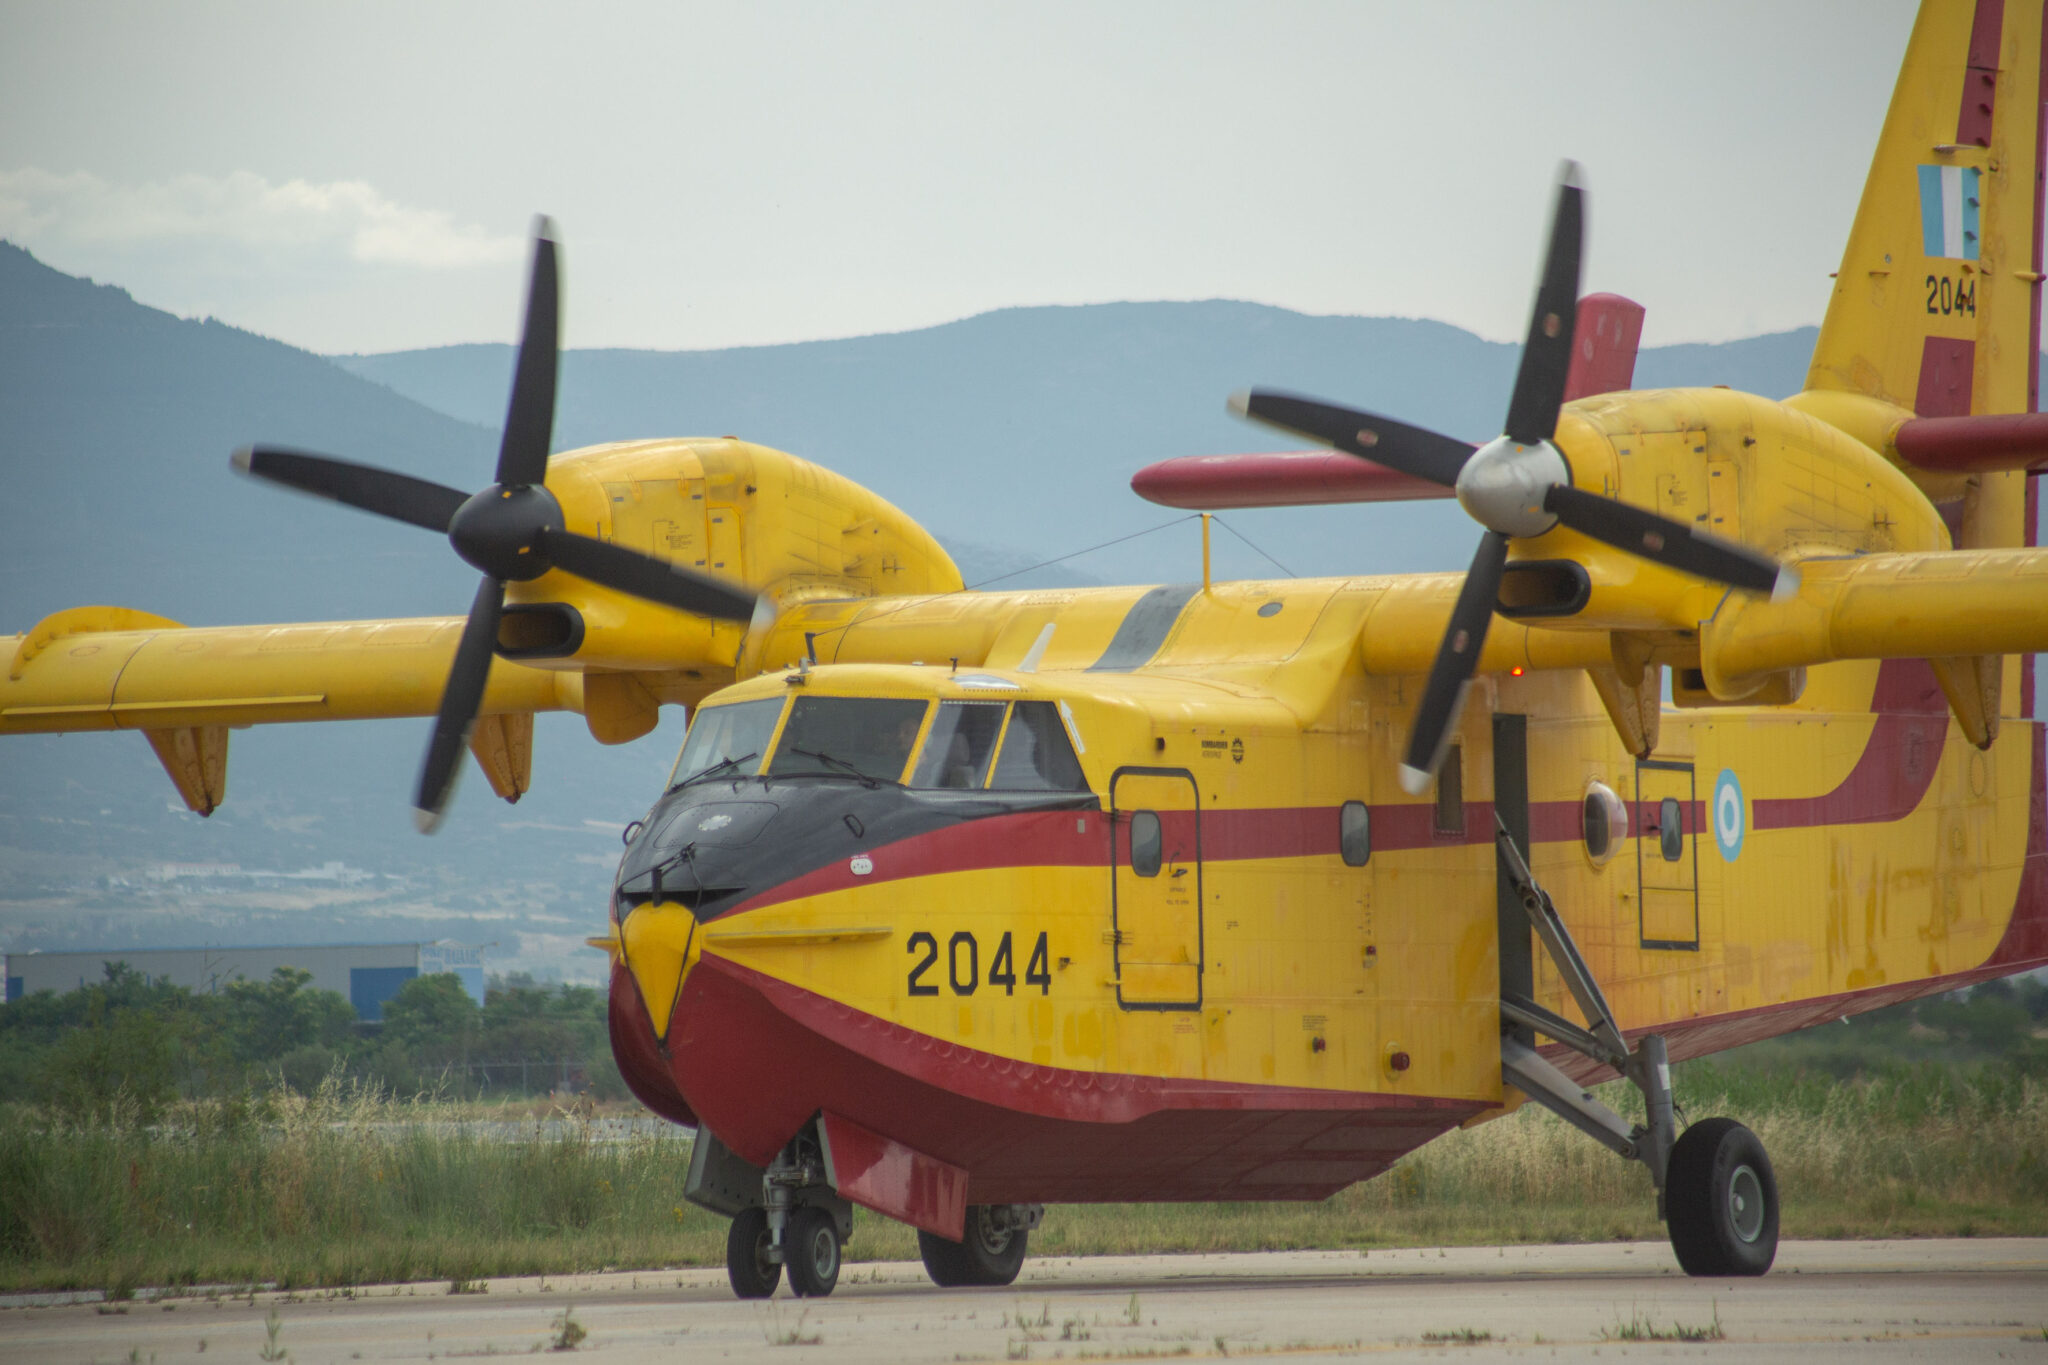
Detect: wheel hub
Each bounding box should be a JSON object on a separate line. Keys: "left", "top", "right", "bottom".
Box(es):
{"left": 970, "top": 1207, "right": 1013, "bottom": 1256}
{"left": 1728, "top": 1163, "right": 1765, "bottom": 1243}
{"left": 806, "top": 1224, "right": 838, "bottom": 1277}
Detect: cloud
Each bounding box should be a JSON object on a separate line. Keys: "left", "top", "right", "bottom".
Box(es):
{"left": 0, "top": 168, "right": 521, "bottom": 269}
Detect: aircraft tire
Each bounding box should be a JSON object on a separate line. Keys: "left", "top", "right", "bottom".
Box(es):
{"left": 1664, "top": 1117, "right": 1778, "bottom": 1277}
{"left": 917, "top": 1206, "right": 1028, "bottom": 1287}
{"left": 726, "top": 1207, "right": 782, "bottom": 1299}
{"left": 785, "top": 1205, "right": 842, "bottom": 1298}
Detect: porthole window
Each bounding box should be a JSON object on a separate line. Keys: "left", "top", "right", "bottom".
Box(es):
{"left": 1659, "top": 796, "right": 1684, "bottom": 862}
{"left": 1129, "top": 810, "right": 1163, "bottom": 877}
{"left": 1582, "top": 781, "right": 1629, "bottom": 867}
{"left": 1340, "top": 801, "right": 1371, "bottom": 866}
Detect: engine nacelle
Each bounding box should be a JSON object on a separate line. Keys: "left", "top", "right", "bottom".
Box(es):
{"left": 507, "top": 436, "right": 962, "bottom": 683}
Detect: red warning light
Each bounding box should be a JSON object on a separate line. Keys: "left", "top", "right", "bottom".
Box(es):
{"left": 1510, "top": 666, "right": 1525, "bottom": 677}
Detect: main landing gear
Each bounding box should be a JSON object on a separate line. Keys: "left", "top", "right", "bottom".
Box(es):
{"left": 1494, "top": 820, "right": 1780, "bottom": 1277}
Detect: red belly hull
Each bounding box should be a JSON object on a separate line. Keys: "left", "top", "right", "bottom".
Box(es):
{"left": 639, "top": 950, "right": 1483, "bottom": 1205}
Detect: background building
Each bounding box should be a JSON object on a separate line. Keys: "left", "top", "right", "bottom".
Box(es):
{"left": 2, "top": 941, "right": 485, "bottom": 1020}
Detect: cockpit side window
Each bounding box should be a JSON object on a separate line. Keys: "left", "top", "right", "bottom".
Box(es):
{"left": 767, "top": 696, "right": 928, "bottom": 783}
{"left": 989, "top": 700, "right": 1089, "bottom": 792}
{"left": 909, "top": 701, "right": 1006, "bottom": 789}
{"left": 669, "top": 697, "right": 784, "bottom": 787}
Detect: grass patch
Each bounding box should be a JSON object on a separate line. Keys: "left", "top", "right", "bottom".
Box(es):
{"left": 1605, "top": 1301, "right": 1724, "bottom": 1342}
{"left": 1, "top": 1061, "right": 2044, "bottom": 1292}
{"left": 549, "top": 1304, "right": 586, "bottom": 1351}
{"left": 1419, "top": 1327, "right": 1492, "bottom": 1344}
{"left": 259, "top": 1307, "right": 288, "bottom": 1361}
{"left": 761, "top": 1305, "right": 820, "bottom": 1346}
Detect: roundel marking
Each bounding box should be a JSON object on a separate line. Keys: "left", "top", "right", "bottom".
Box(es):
{"left": 1713, "top": 768, "right": 1745, "bottom": 862}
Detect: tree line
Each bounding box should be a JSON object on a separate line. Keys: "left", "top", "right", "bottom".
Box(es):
{"left": 2, "top": 958, "right": 2041, "bottom": 1123}
{"left": 0, "top": 964, "right": 623, "bottom": 1119}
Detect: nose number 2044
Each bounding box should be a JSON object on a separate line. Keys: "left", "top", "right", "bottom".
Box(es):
{"left": 907, "top": 930, "right": 1052, "bottom": 997}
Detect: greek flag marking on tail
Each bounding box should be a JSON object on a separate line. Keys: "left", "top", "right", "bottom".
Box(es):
{"left": 1918, "top": 164, "right": 1982, "bottom": 260}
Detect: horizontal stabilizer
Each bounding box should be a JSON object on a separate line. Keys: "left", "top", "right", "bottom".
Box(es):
{"left": 1894, "top": 412, "right": 2048, "bottom": 473}
{"left": 1135, "top": 293, "right": 1646, "bottom": 511}
{"left": 1130, "top": 449, "right": 1452, "bottom": 509}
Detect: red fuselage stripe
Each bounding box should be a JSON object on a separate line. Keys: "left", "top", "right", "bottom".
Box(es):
{"left": 730, "top": 664, "right": 1972, "bottom": 914}
{"left": 1751, "top": 659, "right": 1949, "bottom": 830}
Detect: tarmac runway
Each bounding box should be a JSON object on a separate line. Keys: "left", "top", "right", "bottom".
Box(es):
{"left": 4, "top": 1239, "right": 2044, "bottom": 1364}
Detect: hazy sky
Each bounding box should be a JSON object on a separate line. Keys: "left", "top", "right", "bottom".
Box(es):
{"left": 2, "top": 0, "right": 1919, "bottom": 356}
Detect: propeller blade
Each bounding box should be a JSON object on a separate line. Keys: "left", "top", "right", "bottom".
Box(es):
{"left": 414, "top": 575, "right": 506, "bottom": 833}
{"left": 232, "top": 445, "right": 470, "bottom": 533}
{"left": 1399, "top": 531, "right": 1510, "bottom": 795}
{"left": 495, "top": 220, "right": 560, "bottom": 489}
{"left": 1229, "top": 390, "right": 1476, "bottom": 488}
{"left": 1501, "top": 163, "right": 1585, "bottom": 446}
{"left": 1544, "top": 483, "right": 1797, "bottom": 599}
{"left": 537, "top": 529, "right": 759, "bottom": 621}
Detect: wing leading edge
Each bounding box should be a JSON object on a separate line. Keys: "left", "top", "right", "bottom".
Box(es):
{"left": 2, "top": 607, "right": 579, "bottom": 815}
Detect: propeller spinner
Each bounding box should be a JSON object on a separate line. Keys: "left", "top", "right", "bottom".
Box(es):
{"left": 233, "top": 219, "right": 759, "bottom": 832}
{"left": 1231, "top": 164, "right": 1796, "bottom": 795}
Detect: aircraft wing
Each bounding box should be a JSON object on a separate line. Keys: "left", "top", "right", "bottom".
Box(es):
{"left": 2, "top": 605, "right": 581, "bottom": 815}
{"left": 1693, "top": 547, "right": 2048, "bottom": 674}
{"left": 1354, "top": 545, "right": 2048, "bottom": 754}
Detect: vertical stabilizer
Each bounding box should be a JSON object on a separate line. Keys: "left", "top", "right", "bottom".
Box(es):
{"left": 1806, "top": 0, "right": 2045, "bottom": 419}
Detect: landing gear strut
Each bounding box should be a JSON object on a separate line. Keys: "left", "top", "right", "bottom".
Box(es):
{"left": 1494, "top": 819, "right": 1779, "bottom": 1277}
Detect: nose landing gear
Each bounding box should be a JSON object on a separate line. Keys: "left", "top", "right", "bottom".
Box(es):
{"left": 785, "top": 1205, "right": 844, "bottom": 1297}
{"left": 725, "top": 1206, "right": 780, "bottom": 1300}
{"left": 690, "top": 1127, "right": 853, "bottom": 1299}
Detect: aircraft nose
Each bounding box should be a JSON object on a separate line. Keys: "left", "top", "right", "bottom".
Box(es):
{"left": 613, "top": 796, "right": 775, "bottom": 920}
{"left": 618, "top": 900, "right": 698, "bottom": 1042}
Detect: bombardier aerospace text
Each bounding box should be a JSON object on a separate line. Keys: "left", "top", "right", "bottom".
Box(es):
{"left": 9, "top": 0, "right": 2048, "bottom": 1299}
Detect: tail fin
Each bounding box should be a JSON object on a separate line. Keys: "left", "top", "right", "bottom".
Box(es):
{"left": 1806, "top": 0, "right": 2045, "bottom": 419}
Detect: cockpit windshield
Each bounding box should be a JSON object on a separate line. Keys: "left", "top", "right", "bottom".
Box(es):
{"left": 990, "top": 700, "right": 1088, "bottom": 791}
{"left": 908, "top": 701, "right": 1005, "bottom": 789}
{"left": 671, "top": 690, "right": 1091, "bottom": 794}
{"left": 669, "top": 697, "right": 784, "bottom": 788}
{"left": 767, "top": 696, "right": 927, "bottom": 783}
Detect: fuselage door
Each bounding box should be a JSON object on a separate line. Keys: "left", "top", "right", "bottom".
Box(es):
{"left": 1110, "top": 767, "right": 1203, "bottom": 1010}
{"left": 1636, "top": 759, "right": 1699, "bottom": 950}
{"left": 706, "top": 504, "right": 742, "bottom": 577}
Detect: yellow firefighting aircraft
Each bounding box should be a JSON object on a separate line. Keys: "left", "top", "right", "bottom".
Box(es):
{"left": 7, "top": 0, "right": 2048, "bottom": 1301}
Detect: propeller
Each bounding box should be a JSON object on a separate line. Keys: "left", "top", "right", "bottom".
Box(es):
{"left": 233, "top": 218, "right": 760, "bottom": 832}
{"left": 1230, "top": 163, "right": 1797, "bottom": 795}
